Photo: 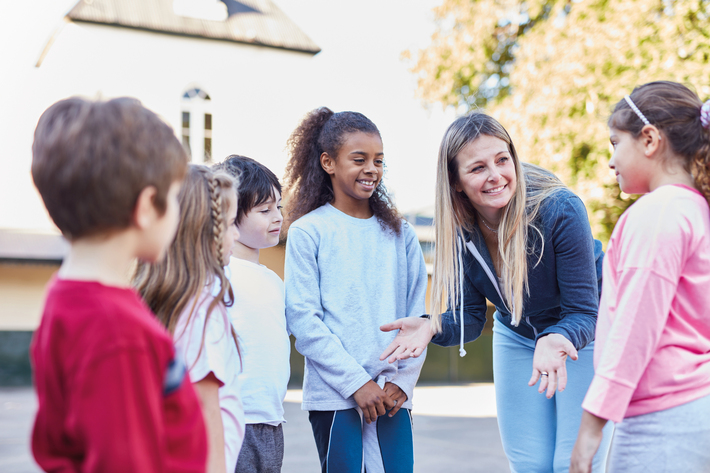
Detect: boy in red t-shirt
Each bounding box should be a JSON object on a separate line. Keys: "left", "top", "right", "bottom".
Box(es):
{"left": 30, "top": 97, "right": 207, "bottom": 472}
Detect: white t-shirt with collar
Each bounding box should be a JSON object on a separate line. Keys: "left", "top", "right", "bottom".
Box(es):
{"left": 228, "top": 257, "right": 290, "bottom": 425}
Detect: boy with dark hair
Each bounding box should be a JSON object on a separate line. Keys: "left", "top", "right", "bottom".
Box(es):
{"left": 30, "top": 97, "right": 207, "bottom": 472}
{"left": 213, "top": 155, "right": 289, "bottom": 473}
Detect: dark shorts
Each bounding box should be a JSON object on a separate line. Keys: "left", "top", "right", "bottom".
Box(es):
{"left": 234, "top": 423, "right": 284, "bottom": 473}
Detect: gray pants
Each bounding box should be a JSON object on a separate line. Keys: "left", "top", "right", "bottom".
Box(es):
{"left": 235, "top": 423, "right": 284, "bottom": 473}
{"left": 607, "top": 393, "right": 710, "bottom": 472}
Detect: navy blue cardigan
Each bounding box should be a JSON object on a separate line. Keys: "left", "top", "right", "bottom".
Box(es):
{"left": 431, "top": 188, "right": 603, "bottom": 351}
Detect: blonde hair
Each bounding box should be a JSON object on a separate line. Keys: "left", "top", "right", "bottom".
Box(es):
{"left": 134, "top": 164, "right": 239, "bottom": 363}
{"left": 431, "top": 113, "right": 566, "bottom": 331}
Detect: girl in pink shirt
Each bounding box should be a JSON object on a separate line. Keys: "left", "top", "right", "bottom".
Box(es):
{"left": 571, "top": 81, "right": 710, "bottom": 472}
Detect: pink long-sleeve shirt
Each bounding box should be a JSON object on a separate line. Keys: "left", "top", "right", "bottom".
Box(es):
{"left": 582, "top": 184, "right": 710, "bottom": 423}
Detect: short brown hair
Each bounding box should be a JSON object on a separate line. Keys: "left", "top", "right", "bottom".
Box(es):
{"left": 32, "top": 97, "right": 188, "bottom": 240}
{"left": 213, "top": 155, "right": 281, "bottom": 226}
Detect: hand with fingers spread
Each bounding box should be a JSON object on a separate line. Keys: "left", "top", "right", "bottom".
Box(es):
{"left": 352, "top": 380, "right": 395, "bottom": 424}
{"left": 383, "top": 382, "right": 408, "bottom": 418}
{"left": 379, "top": 317, "right": 434, "bottom": 363}
{"left": 528, "top": 333, "right": 579, "bottom": 398}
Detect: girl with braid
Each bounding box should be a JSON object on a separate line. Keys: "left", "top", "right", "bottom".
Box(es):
{"left": 283, "top": 108, "right": 428, "bottom": 473}
{"left": 571, "top": 81, "right": 710, "bottom": 472}
{"left": 134, "top": 164, "right": 244, "bottom": 473}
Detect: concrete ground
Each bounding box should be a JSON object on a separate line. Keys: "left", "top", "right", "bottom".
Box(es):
{"left": 1, "top": 384, "right": 509, "bottom": 472}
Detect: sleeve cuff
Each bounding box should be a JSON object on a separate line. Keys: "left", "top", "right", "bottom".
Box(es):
{"left": 537, "top": 325, "right": 574, "bottom": 348}
{"left": 390, "top": 381, "right": 411, "bottom": 403}
{"left": 341, "top": 373, "right": 375, "bottom": 400}
{"left": 582, "top": 375, "right": 635, "bottom": 423}
{"left": 189, "top": 369, "right": 225, "bottom": 388}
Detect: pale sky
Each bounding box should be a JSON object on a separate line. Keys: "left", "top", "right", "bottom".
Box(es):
{"left": 0, "top": 0, "right": 454, "bottom": 233}
{"left": 272, "top": 0, "right": 454, "bottom": 214}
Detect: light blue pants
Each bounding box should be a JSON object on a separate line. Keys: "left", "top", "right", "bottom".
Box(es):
{"left": 493, "top": 318, "right": 613, "bottom": 473}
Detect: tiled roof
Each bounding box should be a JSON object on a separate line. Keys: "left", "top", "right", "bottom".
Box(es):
{"left": 66, "top": 0, "right": 320, "bottom": 54}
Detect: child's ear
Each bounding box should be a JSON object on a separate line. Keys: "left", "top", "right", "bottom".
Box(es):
{"left": 640, "top": 124, "right": 662, "bottom": 158}
{"left": 132, "top": 186, "right": 159, "bottom": 230}
{"left": 320, "top": 152, "right": 336, "bottom": 175}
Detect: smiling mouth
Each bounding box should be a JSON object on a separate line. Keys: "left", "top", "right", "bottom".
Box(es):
{"left": 357, "top": 180, "right": 376, "bottom": 188}
{"left": 483, "top": 184, "right": 506, "bottom": 194}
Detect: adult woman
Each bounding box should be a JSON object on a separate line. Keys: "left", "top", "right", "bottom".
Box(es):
{"left": 380, "top": 113, "right": 612, "bottom": 472}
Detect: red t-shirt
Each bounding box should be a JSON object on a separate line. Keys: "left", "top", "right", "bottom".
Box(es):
{"left": 31, "top": 278, "right": 207, "bottom": 472}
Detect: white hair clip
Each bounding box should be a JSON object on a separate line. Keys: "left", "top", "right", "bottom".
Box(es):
{"left": 624, "top": 95, "right": 650, "bottom": 126}
{"left": 701, "top": 100, "right": 710, "bottom": 129}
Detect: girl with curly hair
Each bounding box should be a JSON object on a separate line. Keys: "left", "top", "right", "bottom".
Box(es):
{"left": 283, "top": 108, "right": 428, "bottom": 473}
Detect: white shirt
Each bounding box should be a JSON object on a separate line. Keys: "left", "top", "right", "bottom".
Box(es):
{"left": 174, "top": 286, "right": 245, "bottom": 472}
{"left": 228, "top": 257, "right": 290, "bottom": 425}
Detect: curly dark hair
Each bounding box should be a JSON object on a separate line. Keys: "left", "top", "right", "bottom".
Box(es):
{"left": 283, "top": 107, "right": 402, "bottom": 234}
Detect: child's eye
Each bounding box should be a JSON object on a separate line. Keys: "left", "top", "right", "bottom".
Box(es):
{"left": 354, "top": 159, "right": 365, "bottom": 164}
{"left": 277, "top": 205, "right": 283, "bottom": 211}
{"left": 375, "top": 159, "right": 384, "bottom": 165}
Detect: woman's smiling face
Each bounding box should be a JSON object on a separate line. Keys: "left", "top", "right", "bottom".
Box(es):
{"left": 453, "top": 134, "right": 517, "bottom": 222}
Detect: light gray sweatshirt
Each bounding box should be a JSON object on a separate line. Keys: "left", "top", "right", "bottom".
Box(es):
{"left": 285, "top": 203, "right": 428, "bottom": 411}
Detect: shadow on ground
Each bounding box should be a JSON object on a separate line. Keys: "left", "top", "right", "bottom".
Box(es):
{"left": 0, "top": 387, "right": 509, "bottom": 473}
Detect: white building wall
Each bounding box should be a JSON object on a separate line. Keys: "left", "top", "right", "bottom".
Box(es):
{"left": 0, "top": 3, "right": 316, "bottom": 232}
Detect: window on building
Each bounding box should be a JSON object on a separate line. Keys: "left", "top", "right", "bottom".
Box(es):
{"left": 181, "top": 111, "right": 191, "bottom": 155}
{"left": 181, "top": 87, "right": 212, "bottom": 163}
{"left": 204, "top": 113, "right": 212, "bottom": 162}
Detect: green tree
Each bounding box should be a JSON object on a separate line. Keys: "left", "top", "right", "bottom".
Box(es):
{"left": 410, "top": 0, "right": 710, "bottom": 242}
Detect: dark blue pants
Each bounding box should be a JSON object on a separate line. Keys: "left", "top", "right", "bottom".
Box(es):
{"left": 309, "top": 408, "right": 414, "bottom": 473}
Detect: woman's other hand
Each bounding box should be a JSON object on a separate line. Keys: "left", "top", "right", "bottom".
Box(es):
{"left": 528, "top": 333, "right": 579, "bottom": 398}
{"left": 379, "top": 317, "right": 434, "bottom": 363}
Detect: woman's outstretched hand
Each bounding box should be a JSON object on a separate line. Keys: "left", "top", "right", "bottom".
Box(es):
{"left": 528, "top": 333, "right": 579, "bottom": 398}
{"left": 379, "top": 317, "right": 434, "bottom": 364}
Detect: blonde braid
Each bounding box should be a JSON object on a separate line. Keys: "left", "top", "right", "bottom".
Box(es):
{"left": 208, "top": 175, "right": 225, "bottom": 264}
